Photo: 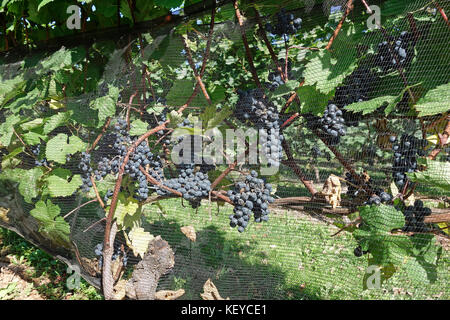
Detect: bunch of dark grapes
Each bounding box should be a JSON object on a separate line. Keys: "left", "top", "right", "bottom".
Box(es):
{"left": 94, "top": 243, "right": 128, "bottom": 269}
{"left": 333, "top": 67, "right": 378, "bottom": 127}
{"left": 79, "top": 152, "right": 93, "bottom": 192}
{"left": 306, "top": 103, "right": 346, "bottom": 146}
{"left": 227, "top": 171, "right": 274, "bottom": 233}
{"left": 375, "top": 31, "right": 415, "bottom": 72}
{"left": 81, "top": 118, "right": 164, "bottom": 201}
{"left": 155, "top": 119, "right": 213, "bottom": 208}
{"left": 311, "top": 145, "right": 322, "bottom": 158}
{"left": 344, "top": 172, "right": 392, "bottom": 205}
{"left": 354, "top": 245, "right": 369, "bottom": 257}
{"left": 234, "top": 89, "right": 284, "bottom": 167}
{"left": 145, "top": 96, "right": 166, "bottom": 106}
{"left": 265, "top": 9, "right": 302, "bottom": 36}
{"left": 266, "top": 59, "right": 293, "bottom": 91}
{"left": 31, "top": 144, "right": 49, "bottom": 167}
{"left": 157, "top": 164, "right": 212, "bottom": 209}
{"left": 390, "top": 134, "right": 427, "bottom": 189}
{"left": 400, "top": 200, "right": 432, "bottom": 232}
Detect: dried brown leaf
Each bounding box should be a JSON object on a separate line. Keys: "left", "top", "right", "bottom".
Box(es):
{"left": 180, "top": 226, "right": 196, "bottom": 242}
{"left": 155, "top": 289, "right": 185, "bottom": 300}
{"left": 321, "top": 174, "right": 342, "bottom": 209}
{"left": 200, "top": 278, "right": 229, "bottom": 300}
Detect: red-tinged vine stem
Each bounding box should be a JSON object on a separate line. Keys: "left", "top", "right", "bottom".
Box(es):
{"left": 280, "top": 82, "right": 304, "bottom": 114}
{"left": 281, "top": 140, "right": 318, "bottom": 195}
{"left": 87, "top": 118, "right": 111, "bottom": 153}
{"left": 139, "top": 166, "right": 183, "bottom": 197}
{"left": 182, "top": 36, "right": 211, "bottom": 104}
{"left": 83, "top": 217, "right": 106, "bottom": 233}
{"left": 281, "top": 113, "right": 300, "bottom": 129}
{"left": 102, "top": 122, "right": 168, "bottom": 299}
{"left": 254, "top": 10, "right": 286, "bottom": 82}
{"left": 63, "top": 199, "right": 98, "bottom": 219}
{"left": 234, "top": 0, "right": 262, "bottom": 89}
{"left": 181, "top": 4, "right": 216, "bottom": 107}
{"left": 126, "top": 91, "right": 138, "bottom": 130}
{"left": 90, "top": 176, "right": 105, "bottom": 208}
{"left": 210, "top": 119, "right": 252, "bottom": 191}
{"left": 434, "top": 1, "right": 450, "bottom": 27}
{"left": 325, "top": 0, "right": 354, "bottom": 51}
{"left": 211, "top": 161, "right": 237, "bottom": 191}
{"left": 360, "top": 0, "right": 372, "bottom": 13}
{"left": 314, "top": 130, "right": 373, "bottom": 195}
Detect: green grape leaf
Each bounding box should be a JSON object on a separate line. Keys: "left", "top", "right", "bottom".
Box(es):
{"left": 359, "top": 204, "right": 406, "bottom": 233}
{"left": 0, "top": 167, "right": 44, "bottom": 203}
{"left": 303, "top": 50, "right": 356, "bottom": 94}
{"left": 46, "top": 168, "right": 82, "bottom": 197}
{"left": 30, "top": 200, "right": 71, "bottom": 248}
{"left": 22, "top": 130, "right": 47, "bottom": 145}
{"left": 46, "top": 134, "right": 87, "bottom": 164}
{"left": 0, "top": 114, "right": 21, "bottom": 147}
{"left": 407, "top": 158, "right": 450, "bottom": 192}
{"left": 165, "top": 79, "right": 195, "bottom": 106}
{"left": 20, "top": 118, "right": 43, "bottom": 131}
{"left": 43, "top": 111, "right": 73, "bottom": 134}
{"left": 129, "top": 119, "right": 149, "bottom": 136}
{"left": 406, "top": 20, "right": 450, "bottom": 90}
{"left": 90, "top": 94, "right": 116, "bottom": 125}
{"left": 296, "top": 85, "right": 334, "bottom": 115}
{"left": 206, "top": 106, "right": 233, "bottom": 129}
{"left": 345, "top": 96, "right": 396, "bottom": 115}
{"left": 270, "top": 80, "right": 300, "bottom": 99}
{"left": 37, "top": 0, "right": 54, "bottom": 11}
{"left": 414, "top": 83, "right": 450, "bottom": 116}
{"left": 87, "top": 174, "right": 117, "bottom": 200}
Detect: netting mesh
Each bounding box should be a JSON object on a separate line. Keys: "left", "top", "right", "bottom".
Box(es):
{"left": 0, "top": 0, "right": 449, "bottom": 300}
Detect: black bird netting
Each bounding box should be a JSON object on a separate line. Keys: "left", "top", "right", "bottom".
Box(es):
{"left": 0, "top": 0, "right": 449, "bottom": 300}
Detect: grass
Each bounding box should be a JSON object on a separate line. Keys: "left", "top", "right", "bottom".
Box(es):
{"left": 0, "top": 167, "right": 448, "bottom": 300}
{"left": 0, "top": 227, "right": 103, "bottom": 300}
{"left": 142, "top": 198, "right": 449, "bottom": 300}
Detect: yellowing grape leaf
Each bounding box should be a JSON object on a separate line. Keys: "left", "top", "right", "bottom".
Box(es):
{"left": 127, "top": 227, "right": 154, "bottom": 259}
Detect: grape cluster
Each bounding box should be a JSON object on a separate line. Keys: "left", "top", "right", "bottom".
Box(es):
{"left": 79, "top": 118, "right": 165, "bottom": 201}
{"left": 157, "top": 164, "right": 212, "bottom": 208}
{"left": 316, "top": 103, "right": 346, "bottom": 145}
{"left": 94, "top": 242, "right": 128, "bottom": 269}
{"left": 234, "top": 89, "right": 284, "bottom": 167}
{"left": 227, "top": 171, "right": 274, "bottom": 233}
{"left": 390, "top": 134, "right": 427, "bottom": 189}
{"left": 109, "top": 119, "right": 163, "bottom": 201}
{"left": 354, "top": 246, "right": 369, "bottom": 257}
{"left": 344, "top": 172, "right": 392, "bottom": 205}
{"left": 266, "top": 59, "right": 293, "bottom": 91}
{"left": 31, "top": 144, "right": 49, "bottom": 167}
{"left": 401, "top": 200, "right": 432, "bottom": 232}
{"left": 79, "top": 152, "right": 93, "bottom": 192}
{"left": 375, "top": 31, "right": 415, "bottom": 72}
{"left": 311, "top": 146, "right": 322, "bottom": 158}
{"left": 333, "top": 67, "right": 378, "bottom": 127}
{"left": 265, "top": 9, "right": 302, "bottom": 36}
